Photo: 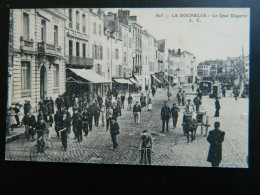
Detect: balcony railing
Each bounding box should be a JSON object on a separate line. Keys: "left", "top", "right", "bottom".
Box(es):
{"left": 67, "top": 29, "right": 89, "bottom": 41}
{"left": 20, "top": 36, "right": 34, "bottom": 52}
{"left": 66, "top": 55, "right": 94, "bottom": 68}
{"left": 38, "top": 41, "right": 62, "bottom": 56}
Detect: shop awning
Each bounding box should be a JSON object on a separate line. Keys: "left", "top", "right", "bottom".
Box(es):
{"left": 66, "top": 77, "right": 87, "bottom": 84}
{"left": 68, "top": 68, "right": 112, "bottom": 83}
{"left": 129, "top": 78, "right": 138, "bottom": 84}
{"left": 113, "top": 78, "right": 133, "bottom": 85}
{"left": 152, "top": 75, "right": 161, "bottom": 83}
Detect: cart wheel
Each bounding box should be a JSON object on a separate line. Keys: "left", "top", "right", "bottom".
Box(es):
{"left": 30, "top": 145, "right": 38, "bottom": 161}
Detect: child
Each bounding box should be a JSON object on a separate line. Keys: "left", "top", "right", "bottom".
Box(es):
{"left": 147, "top": 99, "right": 152, "bottom": 112}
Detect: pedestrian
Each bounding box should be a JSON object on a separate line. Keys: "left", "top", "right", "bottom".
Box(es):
{"left": 170, "top": 103, "right": 180, "bottom": 128}
{"left": 207, "top": 122, "right": 225, "bottom": 167}
{"left": 139, "top": 130, "right": 153, "bottom": 165}
{"left": 58, "top": 111, "right": 71, "bottom": 151}
{"left": 55, "top": 95, "right": 63, "bottom": 112}
{"left": 82, "top": 107, "right": 89, "bottom": 136}
{"left": 140, "top": 93, "right": 146, "bottom": 108}
{"left": 87, "top": 104, "right": 94, "bottom": 131}
{"left": 222, "top": 87, "right": 226, "bottom": 98}
{"left": 97, "top": 95, "right": 103, "bottom": 108}
{"left": 18, "top": 104, "right": 24, "bottom": 126}
{"left": 185, "top": 99, "right": 195, "bottom": 116}
{"left": 120, "top": 92, "right": 125, "bottom": 109}
{"left": 110, "top": 118, "right": 120, "bottom": 149}
{"left": 54, "top": 110, "right": 62, "bottom": 138}
{"left": 181, "top": 91, "right": 186, "bottom": 106}
{"left": 128, "top": 94, "right": 133, "bottom": 110}
{"left": 22, "top": 112, "right": 36, "bottom": 141}
{"left": 72, "top": 107, "right": 83, "bottom": 142}
{"left": 192, "top": 83, "right": 194, "bottom": 92}
{"left": 117, "top": 97, "right": 122, "bottom": 116}
{"left": 46, "top": 112, "right": 53, "bottom": 128}
{"left": 35, "top": 115, "right": 48, "bottom": 152}
{"left": 106, "top": 106, "right": 113, "bottom": 131}
{"left": 193, "top": 96, "right": 202, "bottom": 113}
{"left": 100, "top": 103, "right": 106, "bottom": 127}
{"left": 23, "top": 100, "right": 31, "bottom": 115}
{"left": 13, "top": 103, "right": 21, "bottom": 127}
{"left": 145, "top": 84, "right": 149, "bottom": 92}
{"left": 214, "top": 97, "right": 221, "bottom": 117}
{"left": 161, "top": 101, "right": 171, "bottom": 132}
{"left": 151, "top": 86, "right": 156, "bottom": 97}
{"left": 167, "top": 90, "right": 172, "bottom": 101}
{"left": 49, "top": 97, "right": 55, "bottom": 114}
{"left": 177, "top": 91, "right": 182, "bottom": 106}
{"left": 7, "top": 107, "right": 16, "bottom": 132}
{"left": 133, "top": 101, "right": 142, "bottom": 124}
{"left": 93, "top": 101, "right": 101, "bottom": 127}
{"left": 112, "top": 102, "right": 120, "bottom": 122}
{"left": 147, "top": 99, "right": 152, "bottom": 112}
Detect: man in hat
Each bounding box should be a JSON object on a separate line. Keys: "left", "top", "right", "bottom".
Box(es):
{"left": 161, "top": 101, "right": 171, "bottom": 132}
{"left": 193, "top": 95, "right": 202, "bottom": 113}
{"left": 110, "top": 118, "right": 120, "bottom": 149}
{"left": 55, "top": 95, "right": 63, "bottom": 112}
{"left": 128, "top": 94, "right": 133, "bottom": 110}
{"left": 22, "top": 112, "right": 36, "bottom": 141}
{"left": 214, "top": 97, "right": 221, "bottom": 117}
{"left": 35, "top": 115, "right": 48, "bottom": 152}
{"left": 72, "top": 107, "right": 83, "bottom": 142}
{"left": 139, "top": 130, "right": 153, "bottom": 165}
{"left": 93, "top": 101, "right": 101, "bottom": 127}
{"left": 86, "top": 104, "right": 94, "bottom": 131}
{"left": 170, "top": 103, "right": 180, "bottom": 128}
{"left": 133, "top": 101, "right": 142, "bottom": 124}
{"left": 49, "top": 97, "right": 55, "bottom": 114}
{"left": 82, "top": 107, "right": 89, "bottom": 136}
{"left": 140, "top": 93, "right": 146, "bottom": 108}
{"left": 207, "top": 122, "right": 225, "bottom": 167}
{"left": 185, "top": 99, "right": 195, "bottom": 116}
{"left": 106, "top": 106, "right": 113, "bottom": 131}
{"left": 59, "top": 111, "right": 71, "bottom": 151}
{"left": 117, "top": 97, "right": 122, "bottom": 116}
{"left": 120, "top": 91, "right": 125, "bottom": 109}
{"left": 54, "top": 110, "right": 62, "bottom": 138}
{"left": 112, "top": 102, "right": 120, "bottom": 122}
{"left": 181, "top": 91, "right": 186, "bottom": 106}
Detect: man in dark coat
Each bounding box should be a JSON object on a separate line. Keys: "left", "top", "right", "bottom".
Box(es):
{"left": 120, "top": 92, "right": 125, "bottom": 109}
{"left": 214, "top": 97, "right": 221, "bottom": 117}
{"left": 49, "top": 97, "right": 55, "bottom": 114}
{"left": 82, "top": 107, "right": 89, "bottom": 136}
{"left": 97, "top": 95, "right": 103, "bottom": 108}
{"left": 23, "top": 112, "right": 36, "bottom": 141}
{"left": 55, "top": 95, "right": 63, "bottom": 111}
{"left": 170, "top": 103, "right": 180, "bottom": 128}
{"left": 161, "top": 101, "right": 171, "bottom": 132}
{"left": 58, "top": 111, "right": 71, "bottom": 151}
{"left": 72, "top": 108, "right": 83, "bottom": 142}
{"left": 193, "top": 96, "right": 202, "bottom": 113}
{"left": 177, "top": 91, "right": 182, "bottom": 106}
{"left": 54, "top": 110, "right": 62, "bottom": 138}
{"left": 207, "top": 122, "right": 225, "bottom": 167}
{"left": 87, "top": 104, "right": 94, "bottom": 131}
{"left": 93, "top": 101, "right": 101, "bottom": 127}
{"left": 112, "top": 103, "right": 120, "bottom": 122}
{"left": 13, "top": 103, "right": 21, "bottom": 127}
{"left": 110, "top": 118, "right": 120, "bottom": 149}
{"left": 151, "top": 87, "right": 156, "bottom": 97}
{"left": 140, "top": 93, "right": 146, "bottom": 108}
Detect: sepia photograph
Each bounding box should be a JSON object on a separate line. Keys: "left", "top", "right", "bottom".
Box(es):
{"left": 5, "top": 8, "right": 249, "bottom": 168}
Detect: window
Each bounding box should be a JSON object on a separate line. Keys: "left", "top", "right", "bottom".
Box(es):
{"left": 82, "top": 14, "right": 86, "bottom": 33}
{"left": 21, "top": 61, "right": 31, "bottom": 90}
{"left": 41, "top": 20, "right": 46, "bottom": 42}
{"left": 115, "top": 49, "right": 119, "bottom": 60}
{"left": 76, "top": 42, "right": 80, "bottom": 57}
{"left": 69, "top": 9, "right": 72, "bottom": 28}
{"left": 96, "top": 64, "right": 102, "bottom": 75}
{"left": 83, "top": 43, "right": 86, "bottom": 57}
{"left": 23, "top": 13, "right": 30, "bottom": 40}
{"left": 100, "top": 46, "right": 103, "bottom": 60}
{"left": 69, "top": 40, "right": 73, "bottom": 56}
{"left": 76, "top": 11, "right": 80, "bottom": 31}
{"left": 119, "top": 65, "right": 122, "bottom": 76}
{"left": 92, "top": 44, "right": 98, "bottom": 59}
{"left": 129, "top": 38, "right": 132, "bottom": 48}
{"left": 53, "top": 64, "right": 59, "bottom": 87}
{"left": 54, "top": 25, "right": 58, "bottom": 46}
{"left": 99, "top": 24, "right": 101, "bottom": 35}
{"left": 94, "top": 22, "right": 96, "bottom": 34}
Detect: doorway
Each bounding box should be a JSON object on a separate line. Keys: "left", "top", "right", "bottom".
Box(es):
{"left": 40, "top": 65, "right": 47, "bottom": 100}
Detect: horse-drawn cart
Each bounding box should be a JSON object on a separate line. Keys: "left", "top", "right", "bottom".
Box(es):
{"left": 196, "top": 112, "right": 210, "bottom": 136}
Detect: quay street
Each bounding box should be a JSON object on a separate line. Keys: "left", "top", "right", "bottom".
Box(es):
{"left": 5, "top": 84, "right": 248, "bottom": 168}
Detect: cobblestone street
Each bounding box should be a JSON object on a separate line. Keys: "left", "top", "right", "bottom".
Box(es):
{"left": 5, "top": 85, "right": 248, "bottom": 168}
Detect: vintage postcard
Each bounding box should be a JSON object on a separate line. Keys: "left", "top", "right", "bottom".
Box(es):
{"left": 5, "top": 8, "right": 249, "bottom": 168}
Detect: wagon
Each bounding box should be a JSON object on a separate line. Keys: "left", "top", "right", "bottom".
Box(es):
{"left": 196, "top": 112, "right": 210, "bottom": 136}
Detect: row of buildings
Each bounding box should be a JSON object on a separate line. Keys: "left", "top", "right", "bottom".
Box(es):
{"left": 8, "top": 8, "right": 197, "bottom": 112}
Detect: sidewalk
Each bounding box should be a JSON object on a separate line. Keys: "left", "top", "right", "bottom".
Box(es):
{"left": 6, "top": 127, "right": 25, "bottom": 143}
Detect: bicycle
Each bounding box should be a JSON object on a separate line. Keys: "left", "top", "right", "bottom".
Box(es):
{"left": 139, "top": 147, "right": 152, "bottom": 165}
{"left": 30, "top": 132, "right": 52, "bottom": 161}
{"left": 21, "top": 125, "right": 34, "bottom": 145}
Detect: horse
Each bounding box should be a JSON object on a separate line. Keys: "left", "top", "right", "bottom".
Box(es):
{"left": 182, "top": 112, "right": 198, "bottom": 143}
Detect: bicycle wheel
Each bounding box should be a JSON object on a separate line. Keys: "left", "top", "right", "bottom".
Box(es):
{"left": 30, "top": 145, "right": 38, "bottom": 161}
{"left": 45, "top": 139, "right": 52, "bottom": 149}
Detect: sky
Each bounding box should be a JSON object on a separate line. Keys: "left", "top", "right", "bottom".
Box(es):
{"left": 102, "top": 8, "right": 250, "bottom": 63}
